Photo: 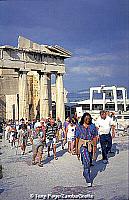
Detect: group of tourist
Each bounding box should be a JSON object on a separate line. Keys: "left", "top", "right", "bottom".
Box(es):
{"left": 2, "top": 110, "right": 116, "bottom": 187}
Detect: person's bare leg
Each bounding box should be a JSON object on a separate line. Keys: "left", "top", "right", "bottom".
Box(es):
{"left": 32, "top": 153, "right": 37, "bottom": 164}
{"left": 68, "top": 142, "right": 71, "bottom": 153}
{"left": 71, "top": 141, "right": 74, "bottom": 154}
{"left": 53, "top": 144, "right": 57, "bottom": 160}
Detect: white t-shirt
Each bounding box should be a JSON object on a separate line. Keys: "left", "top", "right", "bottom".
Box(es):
{"left": 67, "top": 125, "right": 76, "bottom": 141}
{"left": 95, "top": 116, "right": 114, "bottom": 135}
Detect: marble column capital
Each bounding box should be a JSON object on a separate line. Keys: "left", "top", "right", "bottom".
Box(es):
{"left": 37, "top": 71, "right": 51, "bottom": 76}
{"left": 56, "top": 73, "right": 64, "bottom": 77}
{"left": 18, "top": 68, "right": 30, "bottom": 75}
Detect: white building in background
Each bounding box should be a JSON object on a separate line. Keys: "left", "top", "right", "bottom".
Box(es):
{"left": 89, "top": 85, "right": 127, "bottom": 112}
{"left": 73, "top": 85, "right": 129, "bottom": 115}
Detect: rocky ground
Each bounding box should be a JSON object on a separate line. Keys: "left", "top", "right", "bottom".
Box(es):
{"left": 0, "top": 132, "right": 128, "bottom": 200}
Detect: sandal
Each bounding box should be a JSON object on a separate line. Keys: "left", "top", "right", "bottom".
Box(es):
{"left": 38, "top": 163, "right": 43, "bottom": 167}
{"left": 32, "top": 161, "right": 36, "bottom": 165}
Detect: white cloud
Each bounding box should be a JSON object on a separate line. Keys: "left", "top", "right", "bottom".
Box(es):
{"left": 73, "top": 48, "right": 92, "bottom": 56}
{"left": 68, "top": 65, "right": 112, "bottom": 78}
{"left": 66, "top": 45, "right": 128, "bottom": 67}
{"left": 68, "top": 53, "right": 122, "bottom": 64}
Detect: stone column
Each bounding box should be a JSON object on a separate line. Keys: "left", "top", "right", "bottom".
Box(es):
{"left": 39, "top": 72, "right": 51, "bottom": 119}
{"left": 103, "top": 92, "right": 106, "bottom": 110}
{"left": 90, "top": 88, "right": 93, "bottom": 111}
{"left": 19, "top": 70, "right": 29, "bottom": 120}
{"left": 56, "top": 73, "right": 65, "bottom": 123}
{"left": 48, "top": 73, "right": 52, "bottom": 117}
{"left": 113, "top": 86, "right": 118, "bottom": 112}
{"left": 122, "top": 89, "right": 126, "bottom": 112}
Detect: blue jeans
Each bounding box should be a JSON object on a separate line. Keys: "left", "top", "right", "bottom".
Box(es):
{"left": 100, "top": 133, "right": 112, "bottom": 160}
{"left": 80, "top": 146, "right": 91, "bottom": 183}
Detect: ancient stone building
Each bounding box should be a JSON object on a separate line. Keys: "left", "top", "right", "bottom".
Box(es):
{"left": 0, "top": 36, "right": 71, "bottom": 122}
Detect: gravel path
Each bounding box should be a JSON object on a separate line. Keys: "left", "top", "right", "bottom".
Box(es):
{"left": 0, "top": 134, "right": 128, "bottom": 200}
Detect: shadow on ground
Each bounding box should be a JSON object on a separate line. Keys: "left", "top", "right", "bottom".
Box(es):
{"left": 52, "top": 185, "right": 102, "bottom": 194}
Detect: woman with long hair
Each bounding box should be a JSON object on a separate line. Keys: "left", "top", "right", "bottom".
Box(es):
{"left": 75, "top": 112, "right": 98, "bottom": 187}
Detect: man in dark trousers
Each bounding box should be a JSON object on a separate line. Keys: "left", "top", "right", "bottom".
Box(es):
{"left": 46, "top": 118, "right": 58, "bottom": 160}
{"left": 96, "top": 110, "right": 115, "bottom": 164}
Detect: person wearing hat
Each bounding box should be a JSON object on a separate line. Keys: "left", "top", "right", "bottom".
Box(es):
{"left": 30, "top": 122, "right": 46, "bottom": 167}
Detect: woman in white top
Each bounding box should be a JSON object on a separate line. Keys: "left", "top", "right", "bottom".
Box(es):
{"left": 66, "top": 119, "right": 76, "bottom": 154}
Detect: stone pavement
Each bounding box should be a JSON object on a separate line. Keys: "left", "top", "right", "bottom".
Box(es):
{"left": 0, "top": 133, "right": 128, "bottom": 200}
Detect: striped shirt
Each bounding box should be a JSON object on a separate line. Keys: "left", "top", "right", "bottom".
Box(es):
{"left": 46, "top": 123, "right": 58, "bottom": 140}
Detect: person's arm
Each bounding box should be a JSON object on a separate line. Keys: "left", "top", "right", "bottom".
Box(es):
{"left": 37, "top": 130, "right": 43, "bottom": 142}
{"left": 91, "top": 125, "right": 98, "bottom": 160}
{"left": 75, "top": 137, "right": 79, "bottom": 154}
{"left": 30, "top": 131, "right": 34, "bottom": 144}
{"left": 75, "top": 126, "right": 80, "bottom": 159}
{"left": 111, "top": 125, "right": 115, "bottom": 138}
{"left": 65, "top": 127, "right": 68, "bottom": 140}
{"left": 94, "top": 119, "right": 100, "bottom": 142}
{"left": 41, "top": 129, "right": 46, "bottom": 142}
{"left": 110, "top": 118, "right": 116, "bottom": 138}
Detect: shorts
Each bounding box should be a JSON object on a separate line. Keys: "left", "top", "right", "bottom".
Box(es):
{"left": 67, "top": 137, "right": 75, "bottom": 142}
{"left": 32, "top": 144, "right": 44, "bottom": 155}
{"left": 46, "top": 138, "right": 56, "bottom": 146}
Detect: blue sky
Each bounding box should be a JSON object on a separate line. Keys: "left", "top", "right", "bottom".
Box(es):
{"left": 0, "top": 0, "right": 128, "bottom": 93}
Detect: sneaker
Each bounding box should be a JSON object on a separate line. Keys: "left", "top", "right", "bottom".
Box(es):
{"left": 103, "top": 159, "right": 108, "bottom": 164}
{"left": 87, "top": 183, "right": 92, "bottom": 187}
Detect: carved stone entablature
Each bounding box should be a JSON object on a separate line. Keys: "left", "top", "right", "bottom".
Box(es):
{"left": 0, "top": 36, "right": 72, "bottom": 122}
{"left": 0, "top": 36, "right": 71, "bottom": 74}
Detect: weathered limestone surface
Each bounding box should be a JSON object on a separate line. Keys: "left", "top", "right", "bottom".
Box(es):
{"left": 56, "top": 74, "right": 65, "bottom": 123}
{"left": 0, "top": 36, "right": 71, "bottom": 121}
{"left": 19, "top": 70, "right": 29, "bottom": 120}
{"left": 39, "top": 73, "right": 50, "bottom": 119}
